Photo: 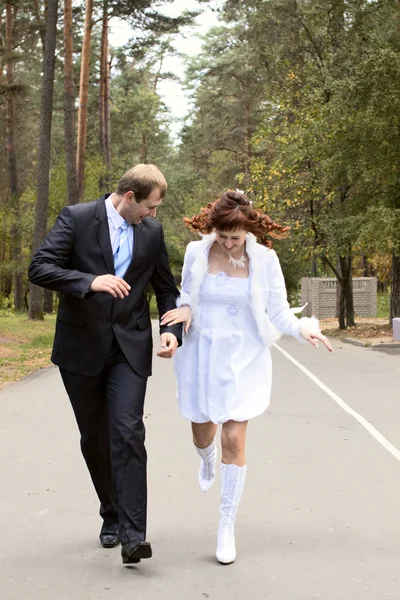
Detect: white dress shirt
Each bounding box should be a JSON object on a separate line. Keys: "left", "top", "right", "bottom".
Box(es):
{"left": 105, "top": 194, "right": 134, "bottom": 259}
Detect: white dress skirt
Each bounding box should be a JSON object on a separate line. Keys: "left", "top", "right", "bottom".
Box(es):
{"left": 174, "top": 271, "right": 272, "bottom": 424}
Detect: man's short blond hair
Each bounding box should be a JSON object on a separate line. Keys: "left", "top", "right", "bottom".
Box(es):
{"left": 116, "top": 164, "right": 167, "bottom": 201}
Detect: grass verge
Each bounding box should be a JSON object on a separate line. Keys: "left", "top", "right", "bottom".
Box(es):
{"left": 0, "top": 313, "right": 56, "bottom": 390}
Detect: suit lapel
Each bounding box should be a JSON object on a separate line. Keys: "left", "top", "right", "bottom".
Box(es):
{"left": 95, "top": 196, "right": 115, "bottom": 274}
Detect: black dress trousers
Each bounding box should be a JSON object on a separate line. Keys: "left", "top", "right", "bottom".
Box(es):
{"left": 60, "top": 337, "right": 148, "bottom": 545}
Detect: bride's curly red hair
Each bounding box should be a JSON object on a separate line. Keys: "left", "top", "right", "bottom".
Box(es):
{"left": 183, "top": 190, "right": 289, "bottom": 248}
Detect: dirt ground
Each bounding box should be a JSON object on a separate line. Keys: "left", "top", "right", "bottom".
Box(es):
{"left": 0, "top": 314, "right": 56, "bottom": 389}
{"left": 320, "top": 317, "right": 395, "bottom": 346}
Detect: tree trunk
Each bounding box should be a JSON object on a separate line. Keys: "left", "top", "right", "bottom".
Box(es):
{"left": 3, "top": 275, "right": 12, "bottom": 298}
{"left": 140, "top": 133, "right": 150, "bottom": 163}
{"left": 309, "top": 196, "right": 320, "bottom": 277}
{"left": 6, "top": 2, "right": 23, "bottom": 311}
{"left": 99, "top": 8, "right": 105, "bottom": 168}
{"left": 338, "top": 253, "right": 355, "bottom": 328}
{"left": 390, "top": 250, "right": 400, "bottom": 324}
{"left": 63, "top": 0, "right": 78, "bottom": 205}
{"left": 244, "top": 100, "right": 251, "bottom": 177}
{"left": 29, "top": 0, "right": 59, "bottom": 320}
{"left": 43, "top": 289, "right": 53, "bottom": 313}
{"left": 99, "top": 0, "right": 111, "bottom": 191}
{"left": 311, "top": 257, "right": 317, "bottom": 277}
{"left": 0, "top": 10, "right": 4, "bottom": 82}
{"left": 345, "top": 277, "right": 355, "bottom": 327}
{"left": 76, "top": 0, "right": 94, "bottom": 202}
{"left": 362, "top": 254, "right": 369, "bottom": 277}
{"left": 334, "top": 179, "right": 353, "bottom": 328}
{"left": 153, "top": 48, "right": 164, "bottom": 92}
{"left": 337, "top": 278, "right": 346, "bottom": 330}
{"left": 2, "top": 245, "right": 12, "bottom": 298}
{"left": 326, "top": 251, "right": 355, "bottom": 330}
{"left": 104, "top": 50, "right": 111, "bottom": 179}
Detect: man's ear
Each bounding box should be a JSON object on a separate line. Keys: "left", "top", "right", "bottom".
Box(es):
{"left": 126, "top": 190, "right": 136, "bottom": 203}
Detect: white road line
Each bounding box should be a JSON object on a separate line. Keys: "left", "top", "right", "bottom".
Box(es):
{"left": 273, "top": 343, "right": 400, "bottom": 463}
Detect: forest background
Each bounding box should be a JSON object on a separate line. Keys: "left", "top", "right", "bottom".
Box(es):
{"left": 1, "top": 0, "right": 399, "bottom": 384}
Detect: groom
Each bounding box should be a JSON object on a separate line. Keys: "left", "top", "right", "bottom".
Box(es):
{"left": 28, "top": 164, "right": 182, "bottom": 565}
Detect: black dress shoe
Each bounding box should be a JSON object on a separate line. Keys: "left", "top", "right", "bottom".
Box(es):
{"left": 121, "top": 540, "right": 152, "bottom": 564}
{"left": 100, "top": 523, "right": 120, "bottom": 548}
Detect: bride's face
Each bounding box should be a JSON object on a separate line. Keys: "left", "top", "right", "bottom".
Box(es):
{"left": 215, "top": 229, "right": 247, "bottom": 253}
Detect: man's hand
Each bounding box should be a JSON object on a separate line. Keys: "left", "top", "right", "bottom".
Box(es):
{"left": 157, "top": 333, "right": 178, "bottom": 359}
{"left": 90, "top": 275, "right": 131, "bottom": 298}
{"left": 160, "top": 306, "right": 192, "bottom": 334}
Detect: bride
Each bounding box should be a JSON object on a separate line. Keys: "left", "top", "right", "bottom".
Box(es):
{"left": 161, "top": 189, "right": 332, "bottom": 565}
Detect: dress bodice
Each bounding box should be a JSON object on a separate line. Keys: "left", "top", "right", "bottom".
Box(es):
{"left": 199, "top": 272, "right": 254, "bottom": 330}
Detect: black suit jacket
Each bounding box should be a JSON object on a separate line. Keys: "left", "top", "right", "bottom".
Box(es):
{"left": 28, "top": 195, "right": 182, "bottom": 377}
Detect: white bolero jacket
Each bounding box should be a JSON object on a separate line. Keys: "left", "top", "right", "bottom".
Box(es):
{"left": 176, "top": 232, "right": 319, "bottom": 347}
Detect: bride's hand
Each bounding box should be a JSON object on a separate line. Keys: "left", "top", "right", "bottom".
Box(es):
{"left": 161, "top": 306, "right": 192, "bottom": 334}
{"left": 300, "top": 327, "right": 333, "bottom": 352}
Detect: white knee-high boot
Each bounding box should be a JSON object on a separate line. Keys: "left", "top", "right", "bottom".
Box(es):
{"left": 195, "top": 440, "right": 217, "bottom": 493}
{"left": 216, "top": 463, "right": 247, "bottom": 564}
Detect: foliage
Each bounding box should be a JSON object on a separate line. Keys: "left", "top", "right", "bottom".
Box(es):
{"left": 2, "top": 0, "right": 400, "bottom": 327}
{"left": 377, "top": 291, "right": 390, "bottom": 320}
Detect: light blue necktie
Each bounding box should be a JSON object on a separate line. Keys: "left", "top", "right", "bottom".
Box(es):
{"left": 114, "top": 221, "right": 131, "bottom": 278}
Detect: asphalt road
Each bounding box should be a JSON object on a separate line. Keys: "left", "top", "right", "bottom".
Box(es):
{"left": 1, "top": 327, "right": 400, "bottom": 600}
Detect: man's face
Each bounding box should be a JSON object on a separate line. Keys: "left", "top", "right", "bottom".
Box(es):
{"left": 124, "top": 187, "right": 163, "bottom": 225}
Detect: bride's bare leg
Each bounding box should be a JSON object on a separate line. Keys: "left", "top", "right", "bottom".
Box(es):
{"left": 191, "top": 421, "right": 218, "bottom": 449}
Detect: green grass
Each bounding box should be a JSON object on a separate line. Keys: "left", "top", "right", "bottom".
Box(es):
{"left": 377, "top": 290, "right": 390, "bottom": 319}
{"left": 149, "top": 295, "right": 158, "bottom": 318}
{"left": 0, "top": 313, "right": 56, "bottom": 389}
{"left": 29, "top": 333, "right": 56, "bottom": 347}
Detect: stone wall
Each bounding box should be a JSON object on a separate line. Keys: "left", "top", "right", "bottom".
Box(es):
{"left": 300, "top": 278, "right": 377, "bottom": 318}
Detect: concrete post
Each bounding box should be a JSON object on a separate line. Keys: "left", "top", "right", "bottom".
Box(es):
{"left": 393, "top": 318, "right": 400, "bottom": 342}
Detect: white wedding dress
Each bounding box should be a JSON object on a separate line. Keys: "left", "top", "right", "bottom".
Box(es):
{"left": 174, "top": 271, "right": 272, "bottom": 424}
